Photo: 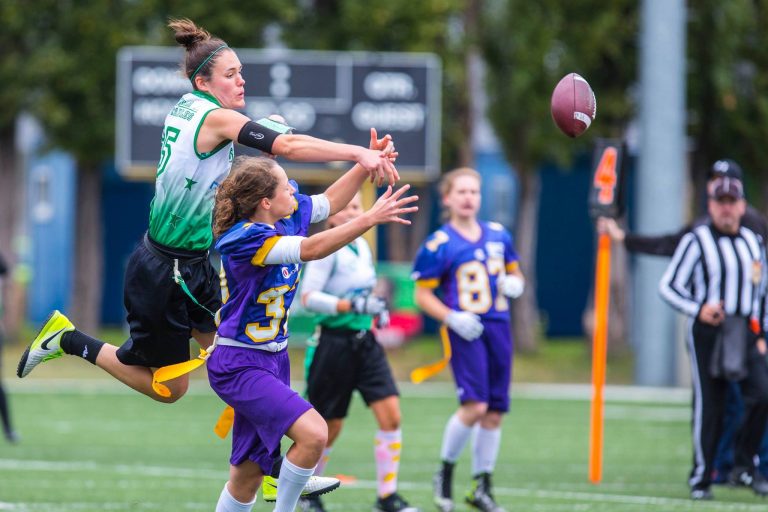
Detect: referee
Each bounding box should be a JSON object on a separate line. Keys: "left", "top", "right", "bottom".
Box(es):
{"left": 660, "top": 175, "right": 768, "bottom": 500}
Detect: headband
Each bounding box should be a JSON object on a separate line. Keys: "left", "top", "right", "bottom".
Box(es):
{"left": 189, "top": 44, "right": 229, "bottom": 83}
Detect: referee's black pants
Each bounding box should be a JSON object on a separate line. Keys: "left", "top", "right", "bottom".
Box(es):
{"left": 687, "top": 319, "right": 768, "bottom": 490}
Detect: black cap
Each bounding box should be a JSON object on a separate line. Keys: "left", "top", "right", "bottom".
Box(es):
{"left": 710, "top": 159, "right": 743, "bottom": 180}
{"left": 711, "top": 176, "right": 744, "bottom": 200}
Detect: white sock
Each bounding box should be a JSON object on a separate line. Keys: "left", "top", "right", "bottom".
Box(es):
{"left": 274, "top": 457, "right": 315, "bottom": 512}
{"left": 440, "top": 413, "right": 473, "bottom": 463}
{"left": 314, "top": 447, "right": 333, "bottom": 476}
{"left": 374, "top": 429, "right": 402, "bottom": 497}
{"left": 215, "top": 482, "right": 255, "bottom": 512}
{"left": 471, "top": 426, "right": 501, "bottom": 475}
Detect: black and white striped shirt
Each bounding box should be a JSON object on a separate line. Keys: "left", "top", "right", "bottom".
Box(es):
{"left": 659, "top": 224, "right": 767, "bottom": 328}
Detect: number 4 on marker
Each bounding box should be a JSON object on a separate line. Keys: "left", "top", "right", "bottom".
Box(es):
{"left": 593, "top": 147, "right": 618, "bottom": 205}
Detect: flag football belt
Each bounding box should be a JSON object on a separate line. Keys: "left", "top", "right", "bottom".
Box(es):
{"left": 409, "top": 325, "right": 452, "bottom": 384}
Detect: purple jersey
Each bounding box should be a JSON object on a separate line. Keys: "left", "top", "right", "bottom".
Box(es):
{"left": 412, "top": 221, "right": 519, "bottom": 322}
{"left": 215, "top": 181, "right": 311, "bottom": 348}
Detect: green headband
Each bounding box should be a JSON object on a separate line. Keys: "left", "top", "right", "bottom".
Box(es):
{"left": 189, "top": 44, "right": 229, "bottom": 83}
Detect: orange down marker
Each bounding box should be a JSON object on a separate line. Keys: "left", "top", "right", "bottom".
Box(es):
{"left": 589, "top": 233, "right": 612, "bottom": 484}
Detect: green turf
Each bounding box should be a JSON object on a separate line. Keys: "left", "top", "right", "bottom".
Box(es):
{"left": 1, "top": 381, "right": 767, "bottom": 511}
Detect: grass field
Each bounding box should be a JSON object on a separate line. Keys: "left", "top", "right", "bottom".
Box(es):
{"left": 2, "top": 378, "right": 768, "bottom": 511}
{"left": 0, "top": 335, "right": 766, "bottom": 510}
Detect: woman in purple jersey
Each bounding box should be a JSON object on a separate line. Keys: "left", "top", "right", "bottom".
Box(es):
{"left": 208, "top": 156, "right": 417, "bottom": 512}
{"left": 412, "top": 167, "right": 523, "bottom": 512}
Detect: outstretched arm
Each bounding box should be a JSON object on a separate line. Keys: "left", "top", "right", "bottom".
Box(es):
{"left": 300, "top": 185, "right": 417, "bottom": 262}
{"left": 202, "top": 109, "right": 399, "bottom": 185}
{"left": 415, "top": 286, "right": 451, "bottom": 323}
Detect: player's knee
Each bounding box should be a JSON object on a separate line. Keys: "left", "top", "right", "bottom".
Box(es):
{"left": 379, "top": 411, "right": 401, "bottom": 431}
{"left": 460, "top": 401, "right": 489, "bottom": 423}
{"left": 298, "top": 413, "right": 328, "bottom": 455}
{"left": 152, "top": 379, "right": 189, "bottom": 404}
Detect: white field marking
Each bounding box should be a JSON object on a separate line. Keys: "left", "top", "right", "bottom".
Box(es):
{"left": 0, "top": 459, "right": 224, "bottom": 479}
{"left": 2, "top": 460, "right": 765, "bottom": 511}
{"left": 0, "top": 503, "right": 209, "bottom": 511}
{"left": 7, "top": 380, "right": 693, "bottom": 404}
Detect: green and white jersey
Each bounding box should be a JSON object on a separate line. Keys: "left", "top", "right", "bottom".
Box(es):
{"left": 148, "top": 91, "right": 234, "bottom": 251}
{"left": 300, "top": 237, "right": 378, "bottom": 330}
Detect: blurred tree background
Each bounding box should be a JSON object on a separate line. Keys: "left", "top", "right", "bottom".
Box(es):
{"left": 2, "top": 0, "right": 768, "bottom": 344}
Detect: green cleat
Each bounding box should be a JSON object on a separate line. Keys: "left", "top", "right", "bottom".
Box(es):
{"left": 261, "top": 475, "right": 341, "bottom": 503}
{"left": 17, "top": 310, "right": 74, "bottom": 378}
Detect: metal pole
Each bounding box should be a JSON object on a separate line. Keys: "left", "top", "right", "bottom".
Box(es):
{"left": 634, "top": 0, "right": 687, "bottom": 386}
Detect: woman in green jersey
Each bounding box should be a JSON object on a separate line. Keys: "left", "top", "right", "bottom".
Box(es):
{"left": 17, "top": 18, "right": 398, "bottom": 403}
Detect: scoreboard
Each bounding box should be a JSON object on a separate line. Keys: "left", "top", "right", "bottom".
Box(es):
{"left": 116, "top": 47, "right": 441, "bottom": 181}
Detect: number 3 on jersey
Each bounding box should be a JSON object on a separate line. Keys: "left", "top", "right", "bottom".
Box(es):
{"left": 246, "top": 286, "right": 290, "bottom": 343}
{"left": 157, "top": 126, "right": 180, "bottom": 176}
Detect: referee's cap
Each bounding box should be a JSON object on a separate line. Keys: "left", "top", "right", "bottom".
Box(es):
{"left": 710, "top": 159, "right": 743, "bottom": 180}
{"left": 711, "top": 176, "right": 744, "bottom": 200}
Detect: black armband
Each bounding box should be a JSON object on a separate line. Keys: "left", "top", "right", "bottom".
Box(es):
{"left": 237, "top": 118, "right": 293, "bottom": 154}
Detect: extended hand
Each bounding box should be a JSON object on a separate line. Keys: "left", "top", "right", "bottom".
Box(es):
{"left": 445, "top": 310, "right": 484, "bottom": 341}
{"left": 365, "top": 185, "right": 419, "bottom": 226}
{"left": 359, "top": 128, "right": 400, "bottom": 186}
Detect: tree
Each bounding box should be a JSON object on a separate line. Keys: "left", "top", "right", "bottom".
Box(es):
{"left": 480, "top": 0, "right": 638, "bottom": 351}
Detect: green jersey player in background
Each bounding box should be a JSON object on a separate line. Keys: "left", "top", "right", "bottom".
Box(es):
{"left": 298, "top": 193, "right": 419, "bottom": 512}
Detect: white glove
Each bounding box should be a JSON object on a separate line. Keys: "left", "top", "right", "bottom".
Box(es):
{"left": 351, "top": 294, "right": 387, "bottom": 315}
{"left": 498, "top": 274, "right": 525, "bottom": 299}
{"left": 445, "top": 310, "right": 484, "bottom": 341}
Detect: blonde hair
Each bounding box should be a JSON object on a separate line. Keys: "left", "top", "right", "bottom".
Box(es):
{"left": 439, "top": 167, "right": 481, "bottom": 197}
{"left": 213, "top": 157, "right": 279, "bottom": 238}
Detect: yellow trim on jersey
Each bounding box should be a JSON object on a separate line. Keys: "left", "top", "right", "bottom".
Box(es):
{"left": 415, "top": 278, "right": 440, "bottom": 289}
{"left": 506, "top": 261, "right": 519, "bottom": 273}
{"left": 251, "top": 236, "right": 281, "bottom": 266}
{"left": 410, "top": 326, "right": 452, "bottom": 383}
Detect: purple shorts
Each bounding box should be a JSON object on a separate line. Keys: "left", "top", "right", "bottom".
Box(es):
{"left": 447, "top": 319, "right": 513, "bottom": 412}
{"left": 207, "top": 345, "right": 312, "bottom": 473}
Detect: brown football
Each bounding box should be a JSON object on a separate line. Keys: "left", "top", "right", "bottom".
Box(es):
{"left": 550, "top": 73, "right": 597, "bottom": 138}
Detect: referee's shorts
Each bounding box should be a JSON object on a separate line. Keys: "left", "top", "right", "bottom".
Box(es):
{"left": 306, "top": 327, "right": 399, "bottom": 420}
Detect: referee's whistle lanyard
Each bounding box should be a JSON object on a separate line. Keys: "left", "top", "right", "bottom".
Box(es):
{"left": 151, "top": 258, "right": 219, "bottom": 398}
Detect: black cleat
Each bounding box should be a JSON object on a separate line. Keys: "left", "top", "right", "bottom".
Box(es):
{"left": 374, "top": 492, "right": 420, "bottom": 512}
{"left": 433, "top": 462, "right": 454, "bottom": 512}
{"left": 465, "top": 473, "right": 505, "bottom": 512}
{"left": 729, "top": 467, "right": 768, "bottom": 496}
{"left": 298, "top": 495, "right": 326, "bottom": 512}
{"left": 690, "top": 487, "right": 713, "bottom": 500}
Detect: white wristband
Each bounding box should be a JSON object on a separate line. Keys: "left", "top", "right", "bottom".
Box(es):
{"left": 303, "top": 291, "right": 341, "bottom": 315}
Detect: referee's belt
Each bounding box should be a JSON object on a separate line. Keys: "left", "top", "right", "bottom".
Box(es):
{"left": 143, "top": 232, "right": 208, "bottom": 265}
{"left": 215, "top": 335, "right": 288, "bottom": 353}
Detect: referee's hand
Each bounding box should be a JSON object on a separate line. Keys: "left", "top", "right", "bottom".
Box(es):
{"left": 698, "top": 302, "right": 725, "bottom": 326}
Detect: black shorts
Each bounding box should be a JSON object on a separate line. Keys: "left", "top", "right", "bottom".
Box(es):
{"left": 306, "top": 327, "right": 399, "bottom": 420}
{"left": 116, "top": 233, "right": 221, "bottom": 368}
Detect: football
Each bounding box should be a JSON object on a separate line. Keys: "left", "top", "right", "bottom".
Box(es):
{"left": 550, "top": 73, "right": 597, "bottom": 138}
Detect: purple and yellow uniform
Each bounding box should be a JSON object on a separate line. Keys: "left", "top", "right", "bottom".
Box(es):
{"left": 412, "top": 221, "right": 519, "bottom": 412}
{"left": 207, "top": 182, "right": 314, "bottom": 473}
